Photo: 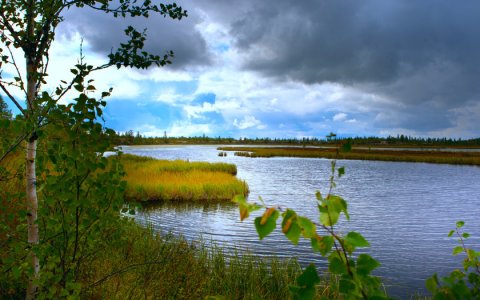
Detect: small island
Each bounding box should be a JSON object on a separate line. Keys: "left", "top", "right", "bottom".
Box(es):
{"left": 121, "top": 154, "right": 249, "bottom": 202}
{"left": 217, "top": 146, "right": 480, "bottom": 165}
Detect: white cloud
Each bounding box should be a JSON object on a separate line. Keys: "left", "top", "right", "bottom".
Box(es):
{"left": 13, "top": 7, "right": 475, "bottom": 139}
{"left": 184, "top": 102, "right": 216, "bottom": 118}
{"left": 156, "top": 88, "right": 186, "bottom": 104}
{"left": 133, "top": 68, "right": 193, "bottom": 82}
{"left": 233, "top": 115, "right": 263, "bottom": 129}
{"left": 168, "top": 122, "right": 212, "bottom": 137}
{"left": 333, "top": 113, "right": 348, "bottom": 121}
{"left": 134, "top": 122, "right": 212, "bottom": 137}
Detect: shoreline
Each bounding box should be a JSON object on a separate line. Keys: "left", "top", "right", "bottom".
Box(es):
{"left": 217, "top": 146, "right": 480, "bottom": 165}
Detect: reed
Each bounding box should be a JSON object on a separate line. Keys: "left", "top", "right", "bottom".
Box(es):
{"left": 122, "top": 153, "right": 237, "bottom": 174}
{"left": 81, "top": 220, "right": 305, "bottom": 299}
{"left": 121, "top": 154, "right": 248, "bottom": 202}
{"left": 218, "top": 146, "right": 480, "bottom": 165}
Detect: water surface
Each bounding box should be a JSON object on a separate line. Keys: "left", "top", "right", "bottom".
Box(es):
{"left": 122, "top": 145, "right": 480, "bottom": 297}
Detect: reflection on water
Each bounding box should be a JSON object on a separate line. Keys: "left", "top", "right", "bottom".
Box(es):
{"left": 139, "top": 201, "right": 237, "bottom": 214}
{"left": 123, "top": 145, "right": 480, "bottom": 298}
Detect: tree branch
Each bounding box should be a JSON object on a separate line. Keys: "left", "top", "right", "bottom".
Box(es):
{"left": 4, "top": 39, "right": 28, "bottom": 95}
{"left": 0, "top": 10, "right": 25, "bottom": 50}
{"left": 34, "top": 3, "right": 64, "bottom": 68}
{"left": 0, "top": 81, "right": 26, "bottom": 116}
{"left": 0, "top": 132, "right": 28, "bottom": 163}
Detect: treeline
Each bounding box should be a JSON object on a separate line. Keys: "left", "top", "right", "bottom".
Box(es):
{"left": 112, "top": 130, "right": 480, "bottom": 147}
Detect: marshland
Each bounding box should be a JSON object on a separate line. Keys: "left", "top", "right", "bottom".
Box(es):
{"left": 217, "top": 145, "right": 480, "bottom": 165}
{"left": 121, "top": 154, "right": 248, "bottom": 202}
{"left": 3, "top": 0, "right": 480, "bottom": 298}
{"left": 122, "top": 144, "right": 480, "bottom": 297}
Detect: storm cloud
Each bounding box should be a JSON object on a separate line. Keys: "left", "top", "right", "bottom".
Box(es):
{"left": 59, "top": 2, "right": 211, "bottom": 69}
{"left": 51, "top": 0, "right": 480, "bottom": 137}
{"left": 228, "top": 1, "right": 480, "bottom": 102}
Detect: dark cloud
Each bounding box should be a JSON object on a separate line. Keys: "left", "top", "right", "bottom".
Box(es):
{"left": 223, "top": 0, "right": 480, "bottom": 131}
{"left": 56, "top": 0, "right": 480, "bottom": 135}
{"left": 58, "top": 3, "right": 211, "bottom": 69}
{"left": 229, "top": 1, "right": 480, "bottom": 84}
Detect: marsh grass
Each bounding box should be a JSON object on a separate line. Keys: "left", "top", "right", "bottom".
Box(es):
{"left": 0, "top": 150, "right": 25, "bottom": 242}
{"left": 121, "top": 154, "right": 248, "bottom": 202}
{"left": 219, "top": 146, "right": 480, "bottom": 165}
{"left": 122, "top": 153, "right": 237, "bottom": 174}
{"left": 82, "top": 220, "right": 305, "bottom": 300}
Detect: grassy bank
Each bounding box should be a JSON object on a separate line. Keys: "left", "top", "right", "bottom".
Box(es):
{"left": 218, "top": 146, "right": 480, "bottom": 165}
{"left": 0, "top": 151, "right": 312, "bottom": 299}
{"left": 121, "top": 154, "right": 249, "bottom": 202}
{"left": 81, "top": 220, "right": 309, "bottom": 299}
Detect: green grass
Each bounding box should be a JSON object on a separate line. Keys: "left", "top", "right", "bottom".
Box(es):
{"left": 218, "top": 146, "right": 480, "bottom": 166}
{"left": 81, "top": 220, "right": 306, "bottom": 300}
{"left": 121, "top": 154, "right": 249, "bottom": 202}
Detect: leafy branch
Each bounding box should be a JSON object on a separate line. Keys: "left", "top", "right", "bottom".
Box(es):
{"left": 426, "top": 221, "right": 480, "bottom": 299}
{"left": 234, "top": 140, "right": 389, "bottom": 299}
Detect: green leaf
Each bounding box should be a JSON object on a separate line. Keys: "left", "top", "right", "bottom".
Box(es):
{"left": 319, "top": 206, "right": 339, "bottom": 227}
{"left": 12, "top": 266, "right": 21, "bottom": 280}
{"left": 453, "top": 246, "right": 464, "bottom": 256}
{"left": 338, "top": 166, "right": 345, "bottom": 178}
{"left": 297, "top": 264, "right": 320, "bottom": 287}
{"left": 356, "top": 254, "right": 380, "bottom": 276}
{"left": 345, "top": 232, "right": 370, "bottom": 248}
{"left": 259, "top": 207, "right": 277, "bottom": 225}
{"left": 448, "top": 230, "right": 455, "bottom": 237}
{"left": 281, "top": 210, "right": 302, "bottom": 245}
{"left": 297, "top": 216, "right": 316, "bottom": 238}
{"left": 328, "top": 256, "right": 347, "bottom": 274}
{"left": 289, "top": 264, "right": 320, "bottom": 300}
{"left": 74, "top": 84, "right": 83, "bottom": 92}
{"left": 311, "top": 235, "right": 333, "bottom": 256}
{"left": 338, "top": 278, "right": 356, "bottom": 294}
{"left": 456, "top": 221, "right": 465, "bottom": 228}
{"left": 462, "top": 232, "right": 470, "bottom": 239}
{"left": 425, "top": 273, "right": 439, "bottom": 293}
{"left": 233, "top": 195, "right": 260, "bottom": 221}
{"left": 285, "top": 221, "right": 302, "bottom": 245}
{"left": 319, "top": 194, "right": 349, "bottom": 226}
{"left": 254, "top": 210, "right": 279, "bottom": 240}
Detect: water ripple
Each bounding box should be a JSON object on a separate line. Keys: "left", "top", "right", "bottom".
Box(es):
{"left": 124, "top": 145, "right": 480, "bottom": 298}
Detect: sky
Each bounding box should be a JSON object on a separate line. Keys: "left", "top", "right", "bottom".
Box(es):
{"left": 4, "top": 0, "right": 480, "bottom": 139}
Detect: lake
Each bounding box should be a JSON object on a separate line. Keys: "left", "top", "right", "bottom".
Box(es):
{"left": 122, "top": 145, "right": 480, "bottom": 298}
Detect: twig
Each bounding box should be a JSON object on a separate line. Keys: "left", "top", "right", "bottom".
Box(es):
{"left": 0, "top": 81, "right": 26, "bottom": 116}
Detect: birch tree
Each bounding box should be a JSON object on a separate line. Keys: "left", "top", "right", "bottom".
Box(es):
{"left": 0, "top": 1, "right": 186, "bottom": 298}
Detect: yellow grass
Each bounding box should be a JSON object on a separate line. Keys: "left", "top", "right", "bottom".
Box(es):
{"left": 121, "top": 154, "right": 237, "bottom": 174}
{"left": 121, "top": 155, "right": 248, "bottom": 202}
{"left": 218, "top": 146, "right": 480, "bottom": 166}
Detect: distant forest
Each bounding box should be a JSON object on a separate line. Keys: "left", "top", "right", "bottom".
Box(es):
{"left": 112, "top": 130, "right": 480, "bottom": 147}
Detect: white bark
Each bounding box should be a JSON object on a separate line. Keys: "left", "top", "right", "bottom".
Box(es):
{"left": 25, "top": 1, "right": 39, "bottom": 295}
{"left": 26, "top": 138, "right": 39, "bottom": 300}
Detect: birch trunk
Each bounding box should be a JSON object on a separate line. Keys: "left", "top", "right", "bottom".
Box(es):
{"left": 26, "top": 137, "right": 39, "bottom": 300}
{"left": 25, "top": 69, "right": 39, "bottom": 299}
{"left": 25, "top": 0, "right": 39, "bottom": 295}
